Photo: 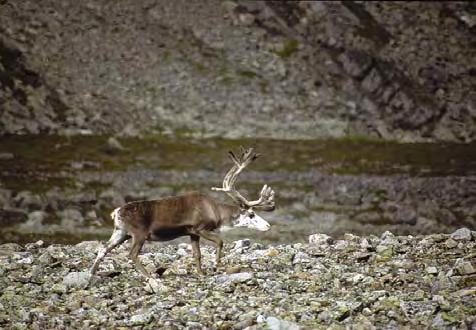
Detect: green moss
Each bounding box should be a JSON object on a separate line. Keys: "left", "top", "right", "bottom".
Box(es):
{"left": 237, "top": 70, "right": 258, "bottom": 78}
{"left": 219, "top": 75, "right": 234, "bottom": 86}
{"left": 275, "top": 39, "right": 300, "bottom": 58}
{"left": 0, "top": 134, "right": 475, "bottom": 199}
{"left": 189, "top": 59, "right": 208, "bottom": 73}
{"left": 258, "top": 79, "right": 269, "bottom": 93}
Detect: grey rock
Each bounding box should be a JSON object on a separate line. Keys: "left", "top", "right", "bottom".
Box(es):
{"left": 13, "top": 191, "right": 43, "bottom": 209}
{"left": 62, "top": 271, "right": 91, "bottom": 289}
{"left": 445, "top": 238, "right": 458, "bottom": 249}
{"left": 58, "top": 208, "right": 84, "bottom": 227}
{"left": 0, "top": 243, "right": 23, "bottom": 253}
{"left": 217, "top": 272, "right": 253, "bottom": 284}
{"left": 144, "top": 278, "right": 168, "bottom": 294}
{"left": 176, "top": 248, "right": 188, "bottom": 257}
{"left": 74, "top": 241, "right": 102, "bottom": 252}
{"left": 292, "top": 252, "right": 312, "bottom": 264}
{"left": 400, "top": 301, "right": 437, "bottom": 319}
{"left": 38, "top": 252, "right": 54, "bottom": 264}
{"left": 0, "top": 153, "right": 14, "bottom": 160}
{"left": 19, "top": 211, "right": 47, "bottom": 230}
{"left": 129, "top": 312, "right": 152, "bottom": 325}
{"left": 454, "top": 259, "right": 475, "bottom": 275}
{"left": 0, "top": 188, "right": 12, "bottom": 208}
{"left": 431, "top": 313, "right": 448, "bottom": 328}
{"left": 426, "top": 266, "right": 438, "bottom": 275}
{"left": 450, "top": 228, "right": 472, "bottom": 241}
{"left": 334, "top": 240, "right": 349, "bottom": 250}
{"left": 381, "top": 231, "right": 395, "bottom": 240}
{"left": 360, "top": 238, "right": 372, "bottom": 250}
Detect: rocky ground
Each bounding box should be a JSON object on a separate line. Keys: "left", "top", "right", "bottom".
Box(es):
{"left": 0, "top": 228, "right": 475, "bottom": 329}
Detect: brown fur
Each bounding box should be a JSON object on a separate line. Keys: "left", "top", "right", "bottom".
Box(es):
{"left": 90, "top": 192, "right": 240, "bottom": 278}
{"left": 121, "top": 193, "right": 239, "bottom": 240}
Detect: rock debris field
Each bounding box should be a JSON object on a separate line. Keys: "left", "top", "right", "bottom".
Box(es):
{"left": 0, "top": 228, "right": 475, "bottom": 329}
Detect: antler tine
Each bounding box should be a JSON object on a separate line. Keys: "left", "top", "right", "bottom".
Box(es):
{"left": 248, "top": 184, "right": 275, "bottom": 211}
{"left": 227, "top": 151, "right": 240, "bottom": 167}
{"left": 211, "top": 147, "right": 260, "bottom": 206}
{"left": 212, "top": 147, "right": 275, "bottom": 211}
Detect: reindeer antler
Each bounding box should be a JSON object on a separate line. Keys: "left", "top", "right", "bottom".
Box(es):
{"left": 212, "top": 147, "right": 275, "bottom": 211}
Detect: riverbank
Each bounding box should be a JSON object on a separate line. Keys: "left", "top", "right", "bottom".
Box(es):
{"left": 1, "top": 135, "right": 476, "bottom": 245}
{"left": 1, "top": 228, "right": 474, "bottom": 329}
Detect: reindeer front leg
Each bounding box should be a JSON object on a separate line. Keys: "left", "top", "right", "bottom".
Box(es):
{"left": 190, "top": 234, "right": 204, "bottom": 275}
{"left": 197, "top": 231, "right": 224, "bottom": 269}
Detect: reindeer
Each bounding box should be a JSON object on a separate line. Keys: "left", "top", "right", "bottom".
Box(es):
{"left": 89, "top": 147, "right": 275, "bottom": 279}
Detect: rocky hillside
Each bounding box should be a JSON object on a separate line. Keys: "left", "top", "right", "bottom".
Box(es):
{"left": 0, "top": 229, "right": 475, "bottom": 329}
{"left": 0, "top": 1, "right": 475, "bottom": 141}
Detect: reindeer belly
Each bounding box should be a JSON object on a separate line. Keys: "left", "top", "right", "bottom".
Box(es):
{"left": 148, "top": 226, "right": 189, "bottom": 241}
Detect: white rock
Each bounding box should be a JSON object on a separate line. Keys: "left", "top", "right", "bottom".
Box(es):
{"left": 233, "top": 239, "right": 251, "bottom": 250}
{"left": 18, "top": 257, "right": 33, "bottom": 264}
{"left": 176, "top": 248, "right": 188, "bottom": 257}
{"left": 426, "top": 266, "right": 438, "bottom": 274}
{"left": 309, "top": 233, "right": 333, "bottom": 245}
{"left": 352, "top": 273, "right": 365, "bottom": 284}
{"left": 266, "top": 316, "right": 301, "bottom": 330}
{"left": 256, "top": 314, "right": 266, "bottom": 323}
{"left": 360, "top": 238, "right": 372, "bottom": 250}
{"left": 381, "top": 231, "right": 394, "bottom": 240}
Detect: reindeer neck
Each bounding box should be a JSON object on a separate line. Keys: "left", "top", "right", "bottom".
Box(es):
{"left": 215, "top": 202, "right": 240, "bottom": 227}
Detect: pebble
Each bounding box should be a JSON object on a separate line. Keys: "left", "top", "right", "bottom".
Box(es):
{"left": 0, "top": 235, "right": 474, "bottom": 328}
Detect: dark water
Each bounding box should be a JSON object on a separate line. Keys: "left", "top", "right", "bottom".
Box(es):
{"left": 0, "top": 135, "right": 475, "bottom": 244}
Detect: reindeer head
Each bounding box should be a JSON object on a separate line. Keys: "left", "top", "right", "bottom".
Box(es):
{"left": 212, "top": 147, "right": 275, "bottom": 231}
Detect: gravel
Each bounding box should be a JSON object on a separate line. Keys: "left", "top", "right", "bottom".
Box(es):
{"left": 0, "top": 228, "right": 475, "bottom": 329}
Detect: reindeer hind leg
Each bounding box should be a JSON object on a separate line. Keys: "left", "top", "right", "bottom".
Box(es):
{"left": 129, "top": 235, "right": 151, "bottom": 279}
